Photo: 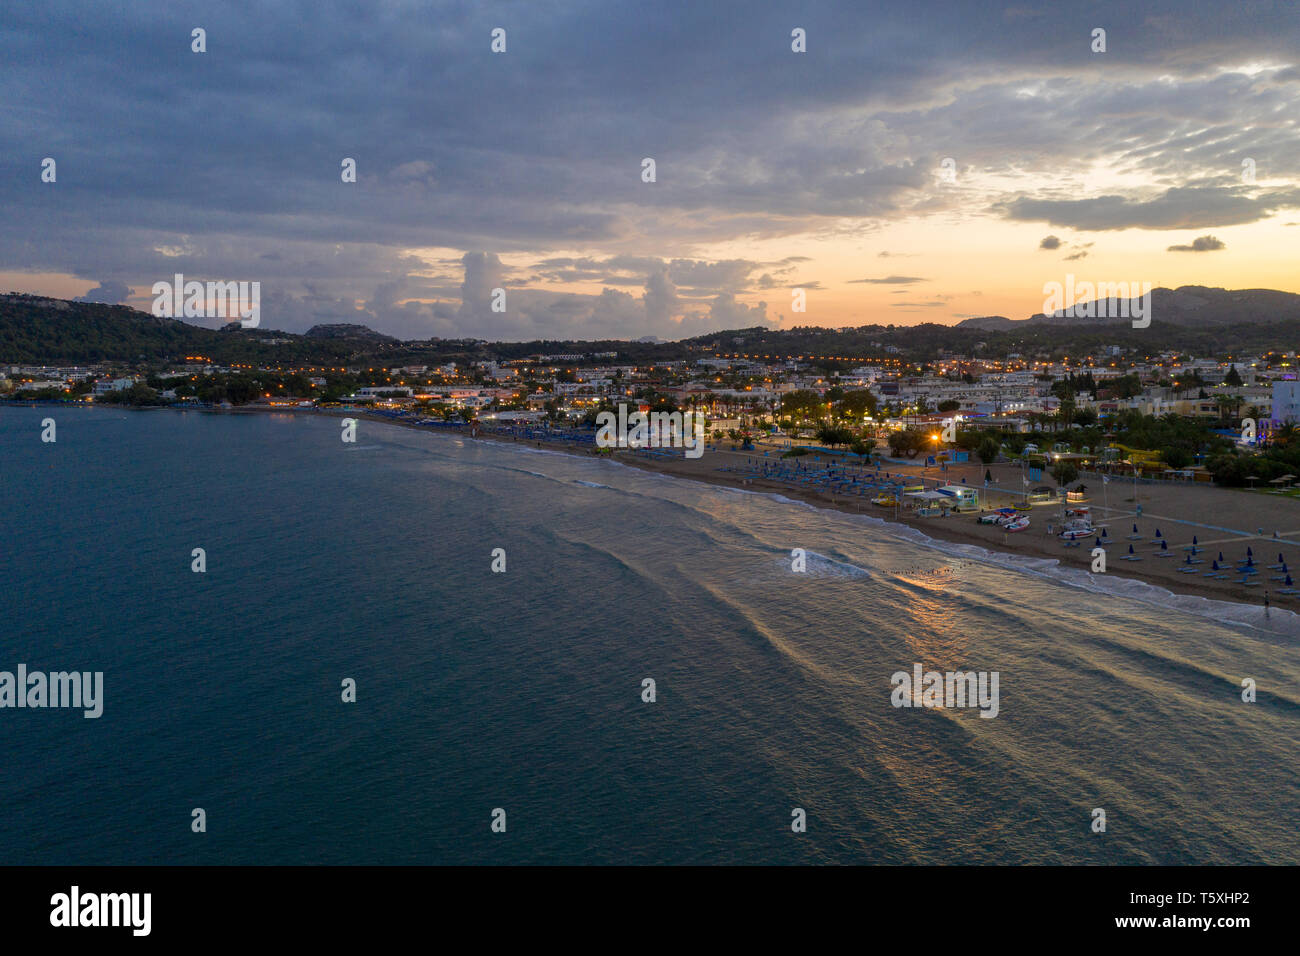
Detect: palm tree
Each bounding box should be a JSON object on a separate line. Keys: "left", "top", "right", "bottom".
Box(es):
{"left": 1214, "top": 395, "right": 1234, "bottom": 424}
{"left": 1059, "top": 397, "right": 1077, "bottom": 430}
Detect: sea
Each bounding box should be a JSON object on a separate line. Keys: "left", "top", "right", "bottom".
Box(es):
{"left": 2, "top": 406, "right": 1297, "bottom": 864}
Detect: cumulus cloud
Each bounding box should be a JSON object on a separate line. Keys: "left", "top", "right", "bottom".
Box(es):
{"left": 1038, "top": 235, "right": 1061, "bottom": 250}
{"left": 75, "top": 279, "right": 133, "bottom": 304}
{"left": 643, "top": 266, "right": 679, "bottom": 330}
{"left": 1167, "top": 235, "right": 1226, "bottom": 252}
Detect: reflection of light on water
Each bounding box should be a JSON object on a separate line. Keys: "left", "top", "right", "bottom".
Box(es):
{"left": 899, "top": 586, "right": 964, "bottom": 660}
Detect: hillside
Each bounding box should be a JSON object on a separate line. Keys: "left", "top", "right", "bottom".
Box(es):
{"left": 0, "top": 295, "right": 393, "bottom": 365}
{"left": 5, "top": 286, "right": 1300, "bottom": 368}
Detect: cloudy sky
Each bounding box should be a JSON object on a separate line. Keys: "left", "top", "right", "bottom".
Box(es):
{"left": 2, "top": 0, "right": 1298, "bottom": 340}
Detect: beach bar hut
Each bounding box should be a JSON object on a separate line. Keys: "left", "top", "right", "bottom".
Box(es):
{"left": 936, "top": 485, "right": 980, "bottom": 512}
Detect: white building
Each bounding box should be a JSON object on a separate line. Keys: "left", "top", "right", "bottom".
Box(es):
{"left": 93, "top": 377, "right": 136, "bottom": 395}
{"left": 1272, "top": 381, "right": 1300, "bottom": 423}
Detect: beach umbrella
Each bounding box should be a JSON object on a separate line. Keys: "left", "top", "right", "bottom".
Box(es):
{"left": 1288, "top": 575, "right": 1294, "bottom": 587}
{"left": 1095, "top": 537, "right": 1101, "bottom": 548}
{"left": 1193, "top": 535, "right": 1198, "bottom": 546}
{"left": 1132, "top": 523, "right": 1139, "bottom": 533}
{"left": 1248, "top": 546, "right": 1254, "bottom": 557}
{"left": 1155, "top": 528, "right": 1163, "bottom": 538}
{"left": 1184, "top": 554, "right": 1192, "bottom": 564}
{"left": 1218, "top": 551, "right": 1224, "bottom": 562}
{"left": 1160, "top": 540, "right": 1168, "bottom": 552}
{"left": 1211, "top": 560, "right": 1220, "bottom": 570}
{"left": 1128, "top": 545, "right": 1135, "bottom": 555}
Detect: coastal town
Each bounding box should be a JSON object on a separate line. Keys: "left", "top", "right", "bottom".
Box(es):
{"left": 6, "top": 335, "right": 1300, "bottom": 478}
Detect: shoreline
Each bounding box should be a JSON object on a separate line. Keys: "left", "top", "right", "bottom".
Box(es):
{"left": 316, "top": 407, "right": 1296, "bottom": 628}
{"left": 13, "top": 402, "right": 1299, "bottom": 628}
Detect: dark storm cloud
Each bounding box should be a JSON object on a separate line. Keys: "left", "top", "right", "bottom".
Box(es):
{"left": 1, "top": 0, "right": 1298, "bottom": 337}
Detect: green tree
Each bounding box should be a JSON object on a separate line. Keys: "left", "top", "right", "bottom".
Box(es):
{"left": 838, "top": 389, "right": 878, "bottom": 420}
{"left": 1050, "top": 460, "right": 1079, "bottom": 486}
{"left": 887, "top": 428, "right": 928, "bottom": 459}
{"left": 781, "top": 389, "right": 824, "bottom": 420}
{"left": 816, "top": 425, "right": 855, "bottom": 448}
{"left": 976, "top": 436, "right": 1002, "bottom": 464}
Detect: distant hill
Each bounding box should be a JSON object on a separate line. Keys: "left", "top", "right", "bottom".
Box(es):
{"left": 952, "top": 287, "right": 1300, "bottom": 330}
{"left": 0, "top": 294, "right": 368, "bottom": 365}
{"left": 305, "top": 323, "right": 396, "bottom": 342}
{"left": 981, "top": 286, "right": 1300, "bottom": 329}
{"left": 5, "top": 285, "right": 1300, "bottom": 367}
{"left": 953, "top": 315, "right": 1016, "bottom": 331}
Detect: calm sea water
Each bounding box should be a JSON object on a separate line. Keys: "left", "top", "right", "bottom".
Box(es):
{"left": 1, "top": 406, "right": 1297, "bottom": 864}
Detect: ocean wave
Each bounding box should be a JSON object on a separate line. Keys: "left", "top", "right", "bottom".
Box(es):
{"left": 403, "top": 421, "right": 1300, "bottom": 638}
{"left": 781, "top": 550, "right": 871, "bottom": 579}
{"left": 839, "top": 510, "right": 1300, "bottom": 638}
